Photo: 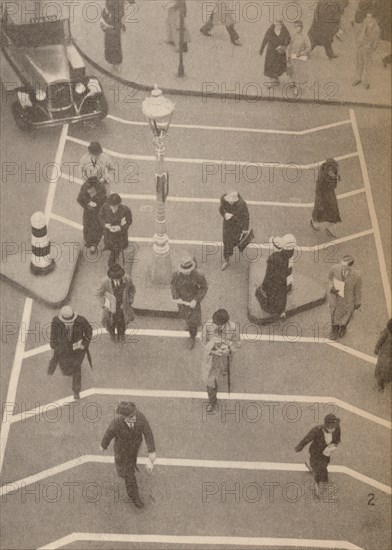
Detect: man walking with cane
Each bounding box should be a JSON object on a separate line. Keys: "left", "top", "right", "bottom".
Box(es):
{"left": 101, "top": 401, "right": 156, "bottom": 509}
{"left": 201, "top": 309, "right": 240, "bottom": 413}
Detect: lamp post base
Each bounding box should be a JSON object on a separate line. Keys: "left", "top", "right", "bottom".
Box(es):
{"left": 131, "top": 244, "right": 179, "bottom": 317}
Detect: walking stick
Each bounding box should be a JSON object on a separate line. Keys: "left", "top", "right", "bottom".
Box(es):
{"left": 227, "top": 353, "right": 231, "bottom": 395}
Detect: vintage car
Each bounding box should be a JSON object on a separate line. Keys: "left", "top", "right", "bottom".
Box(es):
{"left": 0, "top": 5, "right": 108, "bottom": 130}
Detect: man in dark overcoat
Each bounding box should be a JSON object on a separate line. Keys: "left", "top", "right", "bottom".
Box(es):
{"left": 295, "top": 414, "right": 341, "bottom": 498}
{"left": 101, "top": 401, "right": 156, "bottom": 508}
{"left": 48, "top": 306, "right": 93, "bottom": 400}
{"left": 77, "top": 176, "right": 107, "bottom": 252}
{"left": 99, "top": 193, "right": 132, "bottom": 266}
{"left": 171, "top": 255, "right": 208, "bottom": 349}
{"left": 310, "top": 158, "right": 341, "bottom": 238}
{"left": 219, "top": 191, "right": 250, "bottom": 271}
{"left": 308, "top": 0, "right": 345, "bottom": 59}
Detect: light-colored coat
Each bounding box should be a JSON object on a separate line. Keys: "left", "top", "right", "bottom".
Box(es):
{"left": 96, "top": 274, "right": 136, "bottom": 328}
{"left": 328, "top": 265, "right": 362, "bottom": 325}
{"left": 201, "top": 320, "right": 240, "bottom": 386}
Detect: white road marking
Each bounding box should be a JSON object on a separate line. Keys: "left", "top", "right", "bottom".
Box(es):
{"left": 50, "top": 212, "right": 374, "bottom": 252}
{"left": 9, "top": 387, "right": 390, "bottom": 429}
{"left": 67, "top": 135, "right": 359, "bottom": 170}
{"left": 0, "top": 298, "right": 33, "bottom": 473}
{"left": 39, "top": 532, "right": 364, "bottom": 550}
{"left": 349, "top": 109, "right": 391, "bottom": 316}
{"left": 61, "top": 173, "right": 365, "bottom": 207}
{"left": 1, "top": 454, "right": 389, "bottom": 499}
{"left": 44, "top": 124, "right": 69, "bottom": 224}
{"left": 107, "top": 114, "right": 353, "bottom": 136}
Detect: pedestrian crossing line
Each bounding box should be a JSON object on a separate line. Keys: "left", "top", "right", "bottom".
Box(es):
{"left": 1, "top": 454, "right": 390, "bottom": 499}
{"left": 66, "top": 135, "right": 359, "bottom": 170}
{"left": 39, "top": 531, "right": 364, "bottom": 550}
{"left": 106, "top": 114, "right": 353, "bottom": 136}
{"left": 45, "top": 124, "right": 69, "bottom": 225}
{"left": 0, "top": 298, "right": 33, "bottom": 474}
{"left": 22, "top": 326, "right": 377, "bottom": 366}
{"left": 61, "top": 173, "right": 365, "bottom": 208}
{"left": 349, "top": 109, "right": 391, "bottom": 317}
{"left": 49, "top": 212, "right": 374, "bottom": 253}
{"left": 9, "top": 388, "right": 390, "bottom": 430}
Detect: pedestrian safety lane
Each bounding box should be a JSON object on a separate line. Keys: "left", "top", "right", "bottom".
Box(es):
{"left": 1, "top": 452, "right": 390, "bottom": 499}
{"left": 38, "top": 532, "right": 365, "bottom": 550}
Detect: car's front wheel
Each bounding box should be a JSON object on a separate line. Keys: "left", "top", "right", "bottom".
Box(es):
{"left": 11, "top": 101, "right": 33, "bottom": 131}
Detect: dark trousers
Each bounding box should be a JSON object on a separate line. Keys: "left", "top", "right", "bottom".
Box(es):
{"left": 187, "top": 321, "right": 198, "bottom": 339}
{"left": 201, "top": 13, "right": 239, "bottom": 42}
{"left": 310, "top": 454, "right": 330, "bottom": 483}
{"left": 108, "top": 246, "right": 125, "bottom": 267}
{"left": 71, "top": 365, "right": 82, "bottom": 395}
{"left": 310, "top": 38, "right": 335, "bottom": 59}
{"left": 207, "top": 380, "right": 218, "bottom": 405}
{"left": 124, "top": 468, "right": 140, "bottom": 501}
{"left": 108, "top": 311, "right": 126, "bottom": 337}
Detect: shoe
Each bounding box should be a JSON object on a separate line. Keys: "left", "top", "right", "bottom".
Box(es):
{"left": 73, "top": 393, "right": 80, "bottom": 401}
{"left": 326, "top": 227, "right": 337, "bottom": 238}
{"left": 352, "top": 80, "right": 361, "bottom": 86}
{"left": 221, "top": 261, "right": 229, "bottom": 271}
{"left": 329, "top": 54, "right": 338, "bottom": 59}
{"left": 188, "top": 337, "right": 196, "bottom": 350}
{"left": 132, "top": 497, "right": 145, "bottom": 509}
{"left": 329, "top": 326, "right": 339, "bottom": 341}
{"left": 364, "top": 84, "right": 370, "bottom": 90}
{"left": 231, "top": 40, "right": 242, "bottom": 46}
{"left": 337, "top": 325, "right": 346, "bottom": 338}
{"left": 200, "top": 28, "right": 212, "bottom": 37}
{"left": 310, "top": 219, "right": 320, "bottom": 231}
{"left": 206, "top": 403, "right": 218, "bottom": 413}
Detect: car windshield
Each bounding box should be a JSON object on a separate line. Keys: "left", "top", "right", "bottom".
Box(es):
{"left": 4, "top": 19, "right": 67, "bottom": 48}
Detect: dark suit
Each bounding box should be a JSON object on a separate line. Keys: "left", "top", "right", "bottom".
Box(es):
{"left": 296, "top": 425, "right": 341, "bottom": 483}
{"left": 49, "top": 315, "right": 93, "bottom": 395}
{"left": 101, "top": 412, "right": 156, "bottom": 500}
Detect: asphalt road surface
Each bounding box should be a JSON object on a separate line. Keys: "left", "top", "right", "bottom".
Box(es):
{"left": 0, "top": 68, "right": 391, "bottom": 550}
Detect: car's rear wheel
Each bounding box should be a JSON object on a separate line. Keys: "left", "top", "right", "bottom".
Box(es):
{"left": 11, "top": 101, "right": 33, "bottom": 131}
{"left": 98, "top": 93, "right": 109, "bottom": 120}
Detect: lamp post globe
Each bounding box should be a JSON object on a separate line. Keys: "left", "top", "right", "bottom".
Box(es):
{"left": 142, "top": 84, "right": 175, "bottom": 139}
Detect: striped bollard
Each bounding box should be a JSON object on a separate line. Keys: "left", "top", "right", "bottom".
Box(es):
{"left": 30, "top": 212, "right": 55, "bottom": 275}
{"left": 286, "top": 249, "right": 294, "bottom": 294}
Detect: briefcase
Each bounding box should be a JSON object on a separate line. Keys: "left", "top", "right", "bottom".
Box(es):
{"left": 238, "top": 229, "right": 255, "bottom": 252}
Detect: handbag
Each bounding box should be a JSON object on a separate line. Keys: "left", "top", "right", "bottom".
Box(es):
{"left": 238, "top": 229, "right": 255, "bottom": 252}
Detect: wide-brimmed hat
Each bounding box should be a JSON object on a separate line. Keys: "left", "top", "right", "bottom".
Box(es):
{"left": 88, "top": 141, "right": 103, "bottom": 155}
{"left": 270, "top": 234, "right": 297, "bottom": 250}
{"left": 179, "top": 255, "right": 196, "bottom": 272}
{"left": 225, "top": 190, "right": 239, "bottom": 203}
{"left": 341, "top": 255, "right": 354, "bottom": 267}
{"left": 59, "top": 305, "right": 77, "bottom": 324}
{"left": 324, "top": 414, "right": 340, "bottom": 427}
{"left": 116, "top": 401, "right": 137, "bottom": 417}
{"left": 107, "top": 263, "right": 125, "bottom": 279}
{"left": 212, "top": 309, "right": 230, "bottom": 326}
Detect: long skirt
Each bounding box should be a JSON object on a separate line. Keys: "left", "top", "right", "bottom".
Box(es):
{"left": 310, "top": 453, "right": 330, "bottom": 483}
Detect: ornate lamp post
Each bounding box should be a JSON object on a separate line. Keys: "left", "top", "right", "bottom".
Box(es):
{"left": 142, "top": 85, "right": 175, "bottom": 284}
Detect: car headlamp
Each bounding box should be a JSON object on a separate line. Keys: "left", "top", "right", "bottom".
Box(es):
{"left": 36, "top": 89, "right": 46, "bottom": 101}
{"left": 75, "top": 83, "right": 86, "bottom": 94}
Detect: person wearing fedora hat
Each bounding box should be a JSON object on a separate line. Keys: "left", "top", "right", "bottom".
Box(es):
{"left": 202, "top": 309, "right": 240, "bottom": 412}
{"left": 295, "top": 414, "right": 341, "bottom": 498}
{"left": 80, "top": 141, "right": 116, "bottom": 193}
{"left": 171, "top": 255, "right": 208, "bottom": 349}
{"left": 77, "top": 176, "right": 107, "bottom": 252}
{"left": 310, "top": 158, "right": 342, "bottom": 238}
{"left": 219, "top": 191, "right": 250, "bottom": 271}
{"left": 96, "top": 263, "right": 136, "bottom": 343}
{"left": 328, "top": 255, "right": 362, "bottom": 340}
{"left": 255, "top": 234, "right": 297, "bottom": 318}
{"left": 99, "top": 194, "right": 133, "bottom": 266}
{"left": 48, "top": 306, "right": 93, "bottom": 400}
{"left": 101, "top": 401, "right": 156, "bottom": 509}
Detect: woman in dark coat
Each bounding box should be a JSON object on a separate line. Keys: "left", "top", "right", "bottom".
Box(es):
{"left": 101, "top": 0, "right": 126, "bottom": 69}
{"left": 308, "top": 0, "right": 346, "bottom": 59}
{"left": 259, "top": 18, "right": 291, "bottom": 85}
{"left": 374, "top": 319, "right": 392, "bottom": 392}
{"left": 99, "top": 193, "right": 133, "bottom": 266}
{"left": 255, "top": 235, "right": 295, "bottom": 318}
{"left": 77, "top": 176, "right": 107, "bottom": 251}
{"left": 295, "top": 414, "right": 341, "bottom": 497}
{"left": 219, "top": 191, "right": 250, "bottom": 271}
{"left": 311, "top": 158, "right": 341, "bottom": 238}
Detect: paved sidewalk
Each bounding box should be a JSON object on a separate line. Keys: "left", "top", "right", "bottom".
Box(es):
{"left": 71, "top": 0, "right": 391, "bottom": 106}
